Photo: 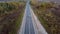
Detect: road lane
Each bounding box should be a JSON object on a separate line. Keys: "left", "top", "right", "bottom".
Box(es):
{"left": 19, "top": 1, "right": 35, "bottom": 34}
{"left": 24, "top": 2, "right": 35, "bottom": 34}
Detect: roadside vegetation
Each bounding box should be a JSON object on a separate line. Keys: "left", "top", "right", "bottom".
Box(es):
{"left": 30, "top": 1, "right": 60, "bottom": 34}
{"left": 0, "top": 2, "right": 26, "bottom": 34}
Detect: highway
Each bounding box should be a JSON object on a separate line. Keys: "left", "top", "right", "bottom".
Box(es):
{"left": 24, "top": 1, "right": 35, "bottom": 34}
{"left": 18, "top": 1, "right": 48, "bottom": 34}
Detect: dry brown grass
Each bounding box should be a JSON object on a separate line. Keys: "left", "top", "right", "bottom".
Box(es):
{"left": 30, "top": 2, "right": 60, "bottom": 34}
{"left": 0, "top": 2, "right": 26, "bottom": 34}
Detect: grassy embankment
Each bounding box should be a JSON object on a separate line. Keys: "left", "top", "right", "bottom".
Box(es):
{"left": 0, "top": 2, "right": 26, "bottom": 34}
{"left": 30, "top": 1, "right": 60, "bottom": 34}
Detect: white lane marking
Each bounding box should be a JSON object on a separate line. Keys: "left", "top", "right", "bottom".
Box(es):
{"left": 29, "top": 18, "right": 30, "bottom": 34}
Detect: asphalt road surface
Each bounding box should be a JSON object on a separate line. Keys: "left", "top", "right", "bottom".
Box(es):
{"left": 18, "top": 1, "right": 48, "bottom": 34}
{"left": 24, "top": 1, "right": 35, "bottom": 34}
